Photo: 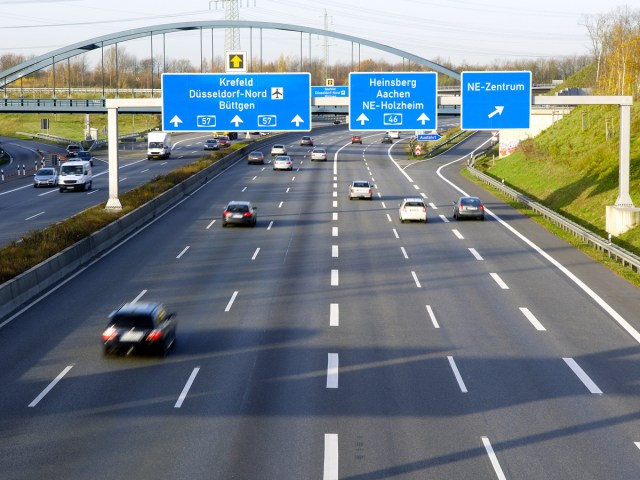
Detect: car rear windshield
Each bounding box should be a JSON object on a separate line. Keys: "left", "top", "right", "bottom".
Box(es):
{"left": 461, "top": 198, "right": 481, "bottom": 206}
{"left": 228, "top": 205, "right": 249, "bottom": 213}
{"left": 353, "top": 182, "right": 369, "bottom": 188}
{"left": 37, "top": 168, "right": 55, "bottom": 175}
{"left": 112, "top": 314, "right": 154, "bottom": 329}
{"left": 405, "top": 201, "right": 424, "bottom": 207}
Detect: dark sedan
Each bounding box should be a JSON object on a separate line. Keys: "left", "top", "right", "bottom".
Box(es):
{"left": 453, "top": 196, "right": 485, "bottom": 220}
{"left": 102, "top": 302, "right": 177, "bottom": 357}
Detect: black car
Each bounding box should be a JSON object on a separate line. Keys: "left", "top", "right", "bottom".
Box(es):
{"left": 102, "top": 302, "right": 177, "bottom": 357}
{"left": 76, "top": 150, "right": 94, "bottom": 166}
{"left": 453, "top": 196, "right": 485, "bottom": 221}
{"left": 381, "top": 135, "right": 393, "bottom": 144}
{"left": 223, "top": 200, "right": 258, "bottom": 227}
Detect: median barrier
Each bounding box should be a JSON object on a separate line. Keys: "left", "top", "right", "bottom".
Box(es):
{"left": 0, "top": 142, "right": 254, "bottom": 321}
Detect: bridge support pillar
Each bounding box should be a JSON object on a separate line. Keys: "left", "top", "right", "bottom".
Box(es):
{"left": 105, "top": 105, "right": 122, "bottom": 211}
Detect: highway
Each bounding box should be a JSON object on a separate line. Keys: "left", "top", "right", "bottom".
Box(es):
{"left": 1, "top": 127, "right": 640, "bottom": 479}
{"left": 0, "top": 132, "right": 231, "bottom": 246}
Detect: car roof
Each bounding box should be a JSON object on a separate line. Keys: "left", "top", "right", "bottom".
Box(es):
{"left": 275, "top": 155, "right": 291, "bottom": 160}
{"left": 227, "top": 200, "right": 252, "bottom": 206}
{"left": 114, "top": 301, "right": 162, "bottom": 316}
{"left": 402, "top": 197, "right": 425, "bottom": 203}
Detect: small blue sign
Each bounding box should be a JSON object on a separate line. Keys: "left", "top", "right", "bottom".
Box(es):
{"left": 162, "top": 73, "right": 311, "bottom": 132}
{"left": 461, "top": 71, "right": 531, "bottom": 130}
{"left": 349, "top": 72, "right": 437, "bottom": 131}
{"left": 417, "top": 133, "right": 441, "bottom": 141}
{"left": 312, "top": 86, "right": 349, "bottom": 98}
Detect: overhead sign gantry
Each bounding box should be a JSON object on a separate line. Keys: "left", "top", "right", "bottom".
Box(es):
{"left": 348, "top": 72, "right": 437, "bottom": 131}
{"left": 161, "top": 73, "right": 311, "bottom": 132}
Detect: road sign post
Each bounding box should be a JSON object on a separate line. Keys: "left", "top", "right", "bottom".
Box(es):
{"left": 348, "top": 72, "right": 437, "bottom": 131}
{"left": 161, "top": 73, "right": 311, "bottom": 132}
{"left": 461, "top": 71, "right": 531, "bottom": 130}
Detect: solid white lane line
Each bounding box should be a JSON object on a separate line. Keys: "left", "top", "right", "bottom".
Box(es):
{"left": 330, "top": 303, "right": 339, "bottom": 326}
{"left": 490, "top": 273, "right": 509, "bottom": 289}
{"left": 332, "top": 245, "right": 339, "bottom": 258}
{"left": 333, "top": 212, "right": 338, "bottom": 221}
{"left": 386, "top": 214, "right": 392, "bottom": 222}
{"left": 452, "top": 229, "right": 464, "bottom": 239}
{"left": 400, "top": 247, "right": 408, "bottom": 259}
{"left": 392, "top": 229, "right": 399, "bottom": 239}
{"left": 327, "top": 353, "right": 339, "bottom": 388}
{"left": 563, "top": 358, "right": 603, "bottom": 394}
{"left": 176, "top": 246, "right": 190, "bottom": 259}
{"left": 481, "top": 437, "right": 507, "bottom": 480}
{"left": 132, "top": 290, "right": 147, "bottom": 303}
{"left": 29, "top": 365, "right": 73, "bottom": 407}
{"left": 447, "top": 356, "right": 468, "bottom": 393}
{"left": 252, "top": 248, "right": 260, "bottom": 260}
{"left": 439, "top": 214, "right": 450, "bottom": 223}
{"left": 225, "top": 291, "right": 239, "bottom": 312}
{"left": 175, "top": 367, "right": 200, "bottom": 408}
{"left": 331, "top": 270, "right": 339, "bottom": 286}
{"left": 426, "top": 305, "right": 440, "bottom": 329}
{"left": 278, "top": 201, "right": 284, "bottom": 208}
{"left": 469, "top": 248, "right": 483, "bottom": 260}
{"left": 268, "top": 221, "right": 274, "bottom": 230}
{"left": 411, "top": 271, "right": 422, "bottom": 288}
{"left": 324, "top": 433, "right": 339, "bottom": 480}
{"left": 25, "top": 211, "right": 45, "bottom": 221}
{"left": 520, "top": 307, "right": 546, "bottom": 331}
{"left": 332, "top": 227, "right": 338, "bottom": 237}
{"left": 206, "top": 219, "right": 216, "bottom": 229}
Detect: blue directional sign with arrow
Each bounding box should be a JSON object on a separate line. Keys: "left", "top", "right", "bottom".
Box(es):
{"left": 348, "top": 72, "right": 437, "bottom": 131}
{"left": 461, "top": 71, "right": 531, "bottom": 130}
{"left": 161, "top": 73, "right": 311, "bottom": 132}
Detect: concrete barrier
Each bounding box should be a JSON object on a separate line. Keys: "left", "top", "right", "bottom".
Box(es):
{"left": 0, "top": 143, "right": 252, "bottom": 321}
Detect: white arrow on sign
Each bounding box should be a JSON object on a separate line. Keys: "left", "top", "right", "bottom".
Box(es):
{"left": 356, "top": 113, "right": 369, "bottom": 126}
{"left": 291, "top": 114, "right": 305, "bottom": 127}
{"left": 417, "top": 113, "right": 430, "bottom": 125}
{"left": 169, "top": 115, "right": 183, "bottom": 128}
{"left": 231, "top": 115, "right": 244, "bottom": 127}
{"left": 488, "top": 106, "right": 504, "bottom": 118}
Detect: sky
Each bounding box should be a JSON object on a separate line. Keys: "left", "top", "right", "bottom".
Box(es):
{"left": 0, "top": 0, "right": 625, "bottom": 68}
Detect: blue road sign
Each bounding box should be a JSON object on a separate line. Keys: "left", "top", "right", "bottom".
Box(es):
{"left": 349, "top": 72, "right": 437, "bottom": 131}
{"left": 162, "top": 73, "right": 311, "bottom": 132}
{"left": 417, "top": 133, "right": 441, "bottom": 141}
{"left": 461, "top": 71, "right": 531, "bottom": 130}
{"left": 312, "top": 86, "right": 349, "bottom": 98}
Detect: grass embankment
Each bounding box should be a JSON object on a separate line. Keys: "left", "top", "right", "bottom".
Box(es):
{"left": 0, "top": 144, "right": 244, "bottom": 284}
{"left": 406, "top": 127, "right": 475, "bottom": 159}
{"left": 471, "top": 101, "right": 640, "bottom": 284}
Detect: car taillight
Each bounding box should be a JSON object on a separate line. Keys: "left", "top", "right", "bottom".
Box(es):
{"left": 224, "top": 211, "right": 231, "bottom": 217}
{"left": 102, "top": 327, "right": 118, "bottom": 341}
{"left": 146, "top": 330, "right": 163, "bottom": 342}
{"left": 243, "top": 211, "right": 252, "bottom": 217}
{"left": 480, "top": 205, "right": 484, "bottom": 210}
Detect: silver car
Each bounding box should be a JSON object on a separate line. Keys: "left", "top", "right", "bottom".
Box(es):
{"left": 33, "top": 167, "right": 58, "bottom": 187}
{"left": 453, "top": 196, "right": 485, "bottom": 220}
{"left": 311, "top": 147, "right": 327, "bottom": 161}
{"left": 348, "top": 180, "right": 373, "bottom": 200}
{"left": 273, "top": 155, "right": 293, "bottom": 171}
{"left": 222, "top": 200, "right": 258, "bottom": 227}
{"left": 270, "top": 144, "right": 287, "bottom": 156}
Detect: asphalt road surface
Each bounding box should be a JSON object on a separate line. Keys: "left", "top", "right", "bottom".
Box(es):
{"left": 1, "top": 127, "right": 640, "bottom": 479}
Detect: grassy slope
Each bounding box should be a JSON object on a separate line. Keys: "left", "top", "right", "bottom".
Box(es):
{"left": 481, "top": 101, "right": 640, "bottom": 256}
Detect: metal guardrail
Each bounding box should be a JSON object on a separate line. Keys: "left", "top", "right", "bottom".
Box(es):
{"left": 467, "top": 165, "right": 640, "bottom": 273}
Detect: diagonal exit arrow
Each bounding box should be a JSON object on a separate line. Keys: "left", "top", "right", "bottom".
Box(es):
{"left": 291, "top": 114, "right": 304, "bottom": 127}
{"left": 356, "top": 113, "right": 369, "bottom": 126}
{"left": 231, "top": 115, "right": 243, "bottom": 127}
{"left": 169, "top": 115, "right": 182, "bottom": 128}
{"left": 488, "top": 106, "right": 504, "bottom": 118}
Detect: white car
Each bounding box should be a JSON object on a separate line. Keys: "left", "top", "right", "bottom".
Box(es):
{"left": 387, "top": 131, "right": 400, "bottom": 139}
{"left": 399, "top": 197, "right": 427, "bottom": 223}
{"left": 311, "top": 147, "right": 327, "bottom": 161}
{"left": 348, "top": 180, "right": 373, "bottom": 200}
{"left": 273, "top": 155, "right": 293, "bottom": 171}
{"left": 271, "top": 144, "right": 287, "bottom": 156}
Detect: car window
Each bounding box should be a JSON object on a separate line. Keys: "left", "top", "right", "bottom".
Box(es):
{"left": 37, "top": 169, "right": 54, "bottom": 175}
{"left": 461, "top": 198, "right": 480, "bottom": 206}
{"left": 228, "top": 205, "right": 248, "bottom": 213}
{"left": 353, "top": 182, "right": 369, "bottom": 188}
{"left": 112, "top": 314, "right": 155, "bottom": 329}
{"left": 405, "top": 201, "right": 424, "bottom": 207}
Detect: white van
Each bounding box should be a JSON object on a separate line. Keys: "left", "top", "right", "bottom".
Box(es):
{"left": 147, "top": 131, "right": 172, "bottom": 160}
{"left": 59, "top": 160, "right": 93, "bottom": 192}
